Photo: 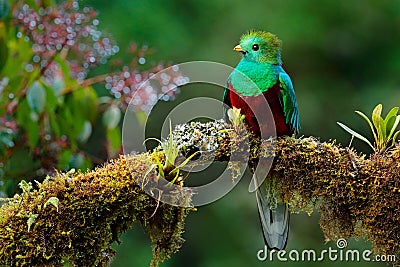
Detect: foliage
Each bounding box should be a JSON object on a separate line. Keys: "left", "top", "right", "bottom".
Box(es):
{"left": 338, "top": 104, "right": 400, "bottom": 153}
{"left": 0, "top": 0, "right": 184, "bottom": 195}
{"left": 227, "top": 107, "right": 245, "bottom": 131}
{"left": 145, "top": 121, "right": 200, "bottom": 185}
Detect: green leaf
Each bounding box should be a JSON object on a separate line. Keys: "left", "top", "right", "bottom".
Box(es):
{"left": 0, "top": 22, "right": 8, "bottom": 73}
{"left": 106, "top": 127, "right": 121, "bottom": 158}
{"left": 69, "top": 153, "right": 85, "bottom": 169}
{"left": 392, "top": 130, "right": 400, "bottom": 146}
{"left": 77, "top": 120, "right": 92, "bottom": 144}
{"left": 355, "top": 110, "right": 377, "bottom": 143}
{"left": 27, "top": 213, "right": 38, "bottom": 232}
{"left": 103, "top": 105, "right": 121, "bottom": 129}
{"left": 42, "top": 82, "right": 58, "bottom": 112}
{"left": 379, "top": 117, "right": 386, "bottom": 144}
{"left": 44, "top": 196, "right": 59, "bottom": 212}
{"left": 48, "top": 112, "right": 61, "bottom": 137}
{"left": 27, "top": 81, "right": 46, "bottom": 114}
{"left": 3, "top": 148, "right": 40, "bottom": 177}
{"left": 26, "top": 115, "right": 40, "bottom": 149}
{"left": 57, "top": 150, "right": 72, "bottom": 170}
{"left": 175, "top": 151, "right": 201, "bottom": 170}
{"left": 54, "top": 55, "right": 76, "bottom": 88}
{"left": 16, "top": 100, "right": 40, "bottom": 148}
{"left": 0, "top": 0, "right": 10, "bottom": 19}
{"left": 384, "top": 107, "right": 399, "bottom": 135}
{"left": 337, "top": 122, "right": 374, "bottom": 149}
{"left": 372, "top": 104, "right": 382, "bottom": 133}
{"left": 72, "top": 87, "right": 98, "bottom": 122}
{"left": 60, "top": 96, "right": 85, "bottom": 145}
{"left": 388, "top": 115, "right": 400, "bottom": 141}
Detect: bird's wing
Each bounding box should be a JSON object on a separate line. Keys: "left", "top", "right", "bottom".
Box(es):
{"left": 278, "top": 71, "right": 300, "bottom": 133}
{"left": 222, "top": 79, "right": 233, "bottom": 121}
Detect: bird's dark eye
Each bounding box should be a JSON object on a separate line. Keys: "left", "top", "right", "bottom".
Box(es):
{"left": 252, "top": 44, "right": 259, "bottom": 51}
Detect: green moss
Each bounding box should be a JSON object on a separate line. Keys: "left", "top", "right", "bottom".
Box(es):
{"left": 1, "top": 120, "right": 399, "bottom": 266}
{"left": 271, "top": 137, "right": 400, "bottom": 259}
{"left": 0, "top": 154, "right": 191, "bottom": 267}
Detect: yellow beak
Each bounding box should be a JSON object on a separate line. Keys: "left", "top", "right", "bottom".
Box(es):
{"left": 233, "top": 44, "right": 244, "bottom": 52}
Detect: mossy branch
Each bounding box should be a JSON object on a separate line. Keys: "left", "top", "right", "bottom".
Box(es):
{"left": 1, "top": 120, "right": 399, "bottom": 266}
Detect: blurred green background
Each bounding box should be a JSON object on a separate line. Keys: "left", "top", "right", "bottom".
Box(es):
{"left": 84, "top": 0, "right": 400, "bottom": 266}
{"left": 76, "top": 0, "right": 400, "bottom": 267}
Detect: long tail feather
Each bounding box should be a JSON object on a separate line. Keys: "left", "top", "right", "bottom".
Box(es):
{"left": 256, "top": 180, "right": 290, "bottom": 250}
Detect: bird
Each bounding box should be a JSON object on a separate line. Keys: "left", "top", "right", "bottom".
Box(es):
{"left": 223, "top": 30, "right": 300, "bottom": 250}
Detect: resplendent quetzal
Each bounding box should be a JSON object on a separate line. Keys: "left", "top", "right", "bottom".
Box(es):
{"left": 223, "top": 30, "right": 300, "bottom": 250}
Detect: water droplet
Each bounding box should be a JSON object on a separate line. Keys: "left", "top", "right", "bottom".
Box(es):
{"left": 112, "top": 45, "right": 120, "bottom": 54}
{"left": 25, "top": 64, "right": 34, "bottom": 72}
{"left": 73, "top": 1, "right": 79, "bottom": 9}
{"left": 138, "top": 57, "right": 146, "bottom": 65}
{"left": 29, "top": 20, "right": 36, "bottom": 28}
{"left": 145, "top": 86, "right": 153, "bottom": 93}
{"left": 33, "top": 55, "right": 40, "bottom": 63}
{"left": 123, "top": 71, "right": 130, "bottom": 79}
{"left": 105, "top": 76, "right": 112, "bottom": 83}
{"left": 8, "top": 93, "right": 14, "bottom": 99}
{"left": 93, "top": 19, "right": 99, "bottom": 26}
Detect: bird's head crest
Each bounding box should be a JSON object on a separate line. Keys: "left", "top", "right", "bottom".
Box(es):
{"left": 235, "top": 30, "right": 282, "bottom": 64}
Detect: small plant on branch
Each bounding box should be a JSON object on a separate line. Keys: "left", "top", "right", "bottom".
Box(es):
{"left": 337, "top": 104, "right": 400, "bottom": 153}
{"left": 227, "top": 107, "right": 245, "bottom": 131}
{"left": 145, "top": 121, "right": 200, "bottom": 184}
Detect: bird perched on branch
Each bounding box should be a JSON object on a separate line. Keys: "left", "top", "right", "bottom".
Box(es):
{"left": 223, "top": 30, "right": 300, "bottom": 250}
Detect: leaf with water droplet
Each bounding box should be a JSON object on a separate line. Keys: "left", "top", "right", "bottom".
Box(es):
{"left": 78, "top": 120, "right": 92, "bottom": 144}
{"left": 27, "top": 81, "right": 46, "bottom": 114}
{"left": 103, "top": 105, "right": 121, "bottom": 129}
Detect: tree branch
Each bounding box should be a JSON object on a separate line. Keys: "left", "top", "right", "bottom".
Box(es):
{"left": 0, "top": 120, "right": 399, "bottom": 266}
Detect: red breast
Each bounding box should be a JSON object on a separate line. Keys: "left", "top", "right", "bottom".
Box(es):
{"left": 228, "top": 82, "right": 291, "bottom": 137}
